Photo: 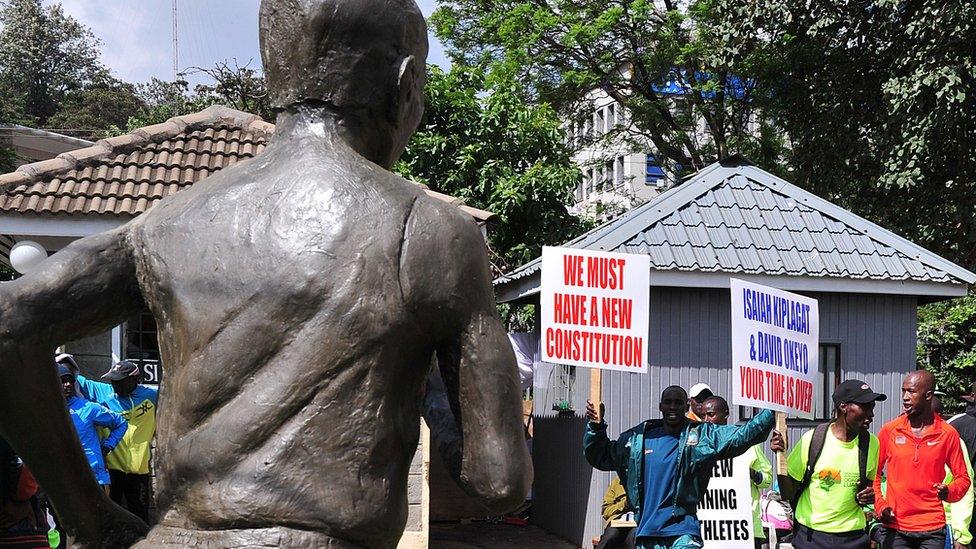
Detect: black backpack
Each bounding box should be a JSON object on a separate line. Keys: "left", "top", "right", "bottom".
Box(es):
{"left": 791, "top": 422, "right": 870, "bottom": 508}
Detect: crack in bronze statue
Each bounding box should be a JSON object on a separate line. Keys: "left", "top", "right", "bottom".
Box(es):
{"left": 0, "top": 0, "right": 532, "bottom": 546}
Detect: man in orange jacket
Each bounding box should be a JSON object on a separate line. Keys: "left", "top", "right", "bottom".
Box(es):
{"left": 874, "top": 370, "right": 971, "bottom": 549}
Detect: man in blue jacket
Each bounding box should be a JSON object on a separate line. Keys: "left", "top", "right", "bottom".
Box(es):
{"left": 59, "top": 364, "right": 127, "bottom": 492}
{"left": 584, "top": 385, "right": 775, "bottom": 549}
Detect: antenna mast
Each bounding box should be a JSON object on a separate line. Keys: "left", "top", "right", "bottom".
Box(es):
{"left": 172, "top": 0, "right": 179, "bottom": 82}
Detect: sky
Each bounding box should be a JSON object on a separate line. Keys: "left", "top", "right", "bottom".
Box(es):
{"left": 48, "top": 0, "right": 450, "bottom": 87}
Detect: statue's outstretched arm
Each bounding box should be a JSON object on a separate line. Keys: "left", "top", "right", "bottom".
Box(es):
{"left": 429, "top": 300, "right": 533, "bottom": 514}
{"left": 0, "top": 228, "right": 148, "bottom": 547}
{"left": 403, "top": 202, "right": 532, "bottom": 515}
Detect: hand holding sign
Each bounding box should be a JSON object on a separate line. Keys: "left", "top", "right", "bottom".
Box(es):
{"left": 585, "top": 400, "right": 604, "bottom": 424}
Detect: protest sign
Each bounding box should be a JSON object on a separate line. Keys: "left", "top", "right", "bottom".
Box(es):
{"left": 698, "top": 453, "right": 756, "bottom": 548}
{"left": 730, "top": 278, "right": 819, "bottom": 419}
{"left": 540, "top": 247, "right": 649, "bottom": 374}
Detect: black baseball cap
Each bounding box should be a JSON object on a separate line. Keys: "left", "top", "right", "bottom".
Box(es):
{"left": 833, "top": 379, "right": 887, "bottom": 406}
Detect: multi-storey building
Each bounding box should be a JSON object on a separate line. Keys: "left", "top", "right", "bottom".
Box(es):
{"left": 565, "top": 88, "right": 680, "bottom": 221}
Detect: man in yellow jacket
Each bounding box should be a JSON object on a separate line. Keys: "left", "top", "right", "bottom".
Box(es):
{"left": 702, "top": 396, "right": 773, "bottom": 548}
{"left": 936, "top": 395, "right": 973, "bottom": 549}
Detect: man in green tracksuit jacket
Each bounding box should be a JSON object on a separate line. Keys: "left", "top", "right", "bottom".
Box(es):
{"left": 584, "top": 385, "right": 775, "bottom": 549}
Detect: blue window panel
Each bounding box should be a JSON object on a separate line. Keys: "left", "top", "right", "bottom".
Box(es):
{"left": 646, "top": 155, "right": 665, "bottom": 185}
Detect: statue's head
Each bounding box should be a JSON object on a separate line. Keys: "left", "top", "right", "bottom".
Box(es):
{"left": 259, "top": 0, "right": 428, "bottom": 166}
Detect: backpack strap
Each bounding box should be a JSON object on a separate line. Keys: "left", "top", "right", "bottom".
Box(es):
{"left": 857, "top": 429, "right": 870, "bottom": 490}
{"left": 792, "top": 422, "right": 831, "bottom": 508}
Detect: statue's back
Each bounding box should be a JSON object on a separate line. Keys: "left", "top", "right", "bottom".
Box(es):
{"left": 129, "top": 131, "right": 443, "bottom": 547}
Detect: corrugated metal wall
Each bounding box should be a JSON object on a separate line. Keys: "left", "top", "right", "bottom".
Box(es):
{"left": 531, "top": 287, "right": 919, "bottom": 547}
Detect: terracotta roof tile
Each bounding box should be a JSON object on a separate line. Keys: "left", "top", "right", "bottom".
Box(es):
{"left": 0, "top": 104, "right": 493, "bottom": 221}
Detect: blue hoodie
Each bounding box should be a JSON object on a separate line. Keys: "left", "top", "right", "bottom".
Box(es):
{"left": 65, "top": 395, "right": 127, "bottom": 485}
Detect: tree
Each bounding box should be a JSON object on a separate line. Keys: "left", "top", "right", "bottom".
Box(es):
{"left": 918, "top": 293, "right": 976, "bottom": 414}
{"left": 395, "top": 65, "right": 590, "bottom": 275}
{"left": 47, "top": 77, "right": 143, "bottom": 138}
{"left": 431, "top": 0, "right": 785, "bottom": 173}
{"left": 126, "top": 78, "right": 218, "bottom": 131}
{"left": 0, "top": 0, "right": 106, "bottom": 126}
{"left": 127, "top": 61, "right": 273, "bottom": 130}
{"left": 187, "top": 60, "right": 272, "bottom": 122}
{"left": 745, "top": 0, "right": 976, "bottom": 271}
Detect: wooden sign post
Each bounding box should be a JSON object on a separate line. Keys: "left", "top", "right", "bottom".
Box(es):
{"left": 774, "top": 412, "right": 788, "bottom": 473}
{"left": 590, "top": 368, "right": 602, "bottom": 418}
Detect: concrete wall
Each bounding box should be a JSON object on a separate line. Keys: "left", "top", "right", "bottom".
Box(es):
{"left": 62, "top": 331, "right": 114, "bottom": 378}
{"left": 531, "top": 286, "right": 919, "bottom": 547}
{"left": 398, "top": 422, "right": 430, "bottom": 549}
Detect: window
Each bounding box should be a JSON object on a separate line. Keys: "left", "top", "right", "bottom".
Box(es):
{"left": 646, "top": 155, "right": 665, "bottom": 186}
{"left": 607, "top": 103, "right": 616, "bottom": 128}
{"left": 615, "top": 156, "right": 625, "bottom": 188}
{"left": 816, "top": 343, "right": 842, "bottom": 419}
{"left": 124, "top": 309, "right": 162, "bottom": 384}
{"left": 552, "top": 364, "right": 576, "bottom": 413}
{"left": 595, "top": 109, "right": 605, "bottom": 137}
{"left": 604, "top": 161, "right": 613, "bottom": 190}
{"left": 587, "top": 168, "right": 596, "bottom": 195}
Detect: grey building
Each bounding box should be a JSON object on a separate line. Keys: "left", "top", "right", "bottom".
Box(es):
{"left": 494, "top": 156, "right": 975, "bottom": 547}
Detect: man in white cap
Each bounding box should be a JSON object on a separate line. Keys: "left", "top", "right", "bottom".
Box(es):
{"left": 71, "top": 358, "right": 159, "bottom": 523}
{"left": 687, "top": 383, "right": 713, "bottom": 422}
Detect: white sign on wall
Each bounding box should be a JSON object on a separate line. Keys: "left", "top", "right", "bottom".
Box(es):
{"left": 730, "top": 278, "right": 819, "bottom": 419}
{"left": 540, "top": 247, "right": 650, "bottom": 374}
{"left": 698, "top": 453, "right": 756, "bottom": 548}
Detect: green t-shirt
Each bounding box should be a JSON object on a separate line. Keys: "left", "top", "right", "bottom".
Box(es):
{"left": 786, "top": 426, "right": 879, "bottom": 533}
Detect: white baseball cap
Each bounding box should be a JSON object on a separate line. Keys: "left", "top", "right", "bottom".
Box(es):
{"left": 689, "top": 383, "right": 713, "bottom": 399}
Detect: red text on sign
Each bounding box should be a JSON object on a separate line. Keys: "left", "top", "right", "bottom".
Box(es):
{"left": 738, "top": 365, "right": 814, "bottom": 414}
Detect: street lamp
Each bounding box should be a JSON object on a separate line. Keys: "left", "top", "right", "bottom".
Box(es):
{"left": 10, "top": 240, "right": 48, "bottom": 274}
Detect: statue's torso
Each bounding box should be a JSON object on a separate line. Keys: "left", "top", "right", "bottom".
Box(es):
{"left": 129, "top": 139, "right": 439, "bottom": 547}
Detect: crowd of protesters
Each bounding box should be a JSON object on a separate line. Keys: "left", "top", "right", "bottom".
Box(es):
{"left": 586, "top": 372, "right": 976, "bottom": 549}
{"left": 0, "top": 355, "right": 157, "bottom": 548}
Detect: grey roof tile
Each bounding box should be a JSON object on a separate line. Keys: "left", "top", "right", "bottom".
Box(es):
{"left": 751, "top": 186, "right": 778, "bottom": 210}
{"left": 705, "top": 224, "right": 733, "bottom": 248}
{"left": 663, "top": 222, "right": 689, "bottom": 244}
{"left": 833, "top": 231, "right": 858, "bottom": 254}
{"left": 685, "top": 224, "right": 712, "bottom": 247}
{"left": 711, "top": 186, "right": 739, "bottom": 208}
{"left": 799, "top": 209, "right": 828, "bottom": 231}
{"left": 698, "top": 203, "right": 724, "bottom": 227}
{"left": 741, "top": 206, "right": 766, "bottom": 230}
{"left": 692, "top": 244, "right": 721, "bottom": 269}
{"left": 768, "top": 227, "right": 796, "bottom": 251}
{"left": 678, "top": 203, "right": 703, "bottom": 226}
{"left": 747, "top": 227, "right": 774, "bottom": 250}
{"left": 714, "top": 246, "right": 743, "bottom": 270}
{"left": 718, "top": 204, "right": 746, "bottom": 228}
{"left": 791, "top": 229, "right": 816, "bottom": 252}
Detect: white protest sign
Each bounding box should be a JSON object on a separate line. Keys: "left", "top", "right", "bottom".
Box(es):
{"left": 730, "top": 278, "right": 819, "bottom": 419}
{"left": 698, "top": 453, "right": 755, "bottom": 547}
{"left": 540, "top": 247, "right": 649, "bottom": 374}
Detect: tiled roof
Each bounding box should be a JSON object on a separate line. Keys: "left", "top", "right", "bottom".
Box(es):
{"left": 496, "top": 156, "right": 976, "bottom": 288}
{"left": 0, "top": 105, "right": 493, "bottom": 221}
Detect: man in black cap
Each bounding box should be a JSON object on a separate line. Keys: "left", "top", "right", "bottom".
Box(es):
{"left": 73, "top": 359, "right": 159, "bottom": 524}
{"left": 771, "top": 379, "right": 887, "bottom": 548}
{"left": 949, "top": 381, "right": 976, "bottom": 545}
{"left": 949, "top": 382, "right": 976, "bottom": 465}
